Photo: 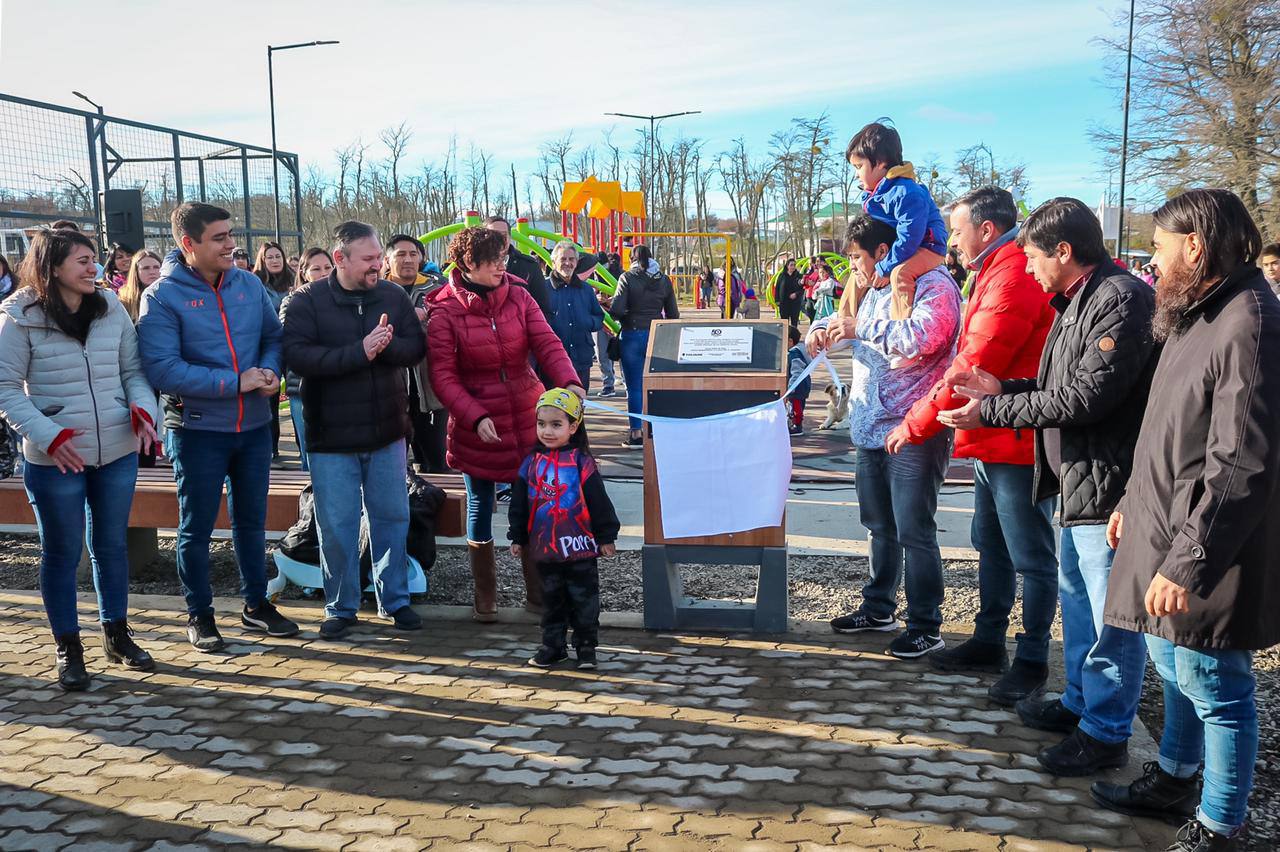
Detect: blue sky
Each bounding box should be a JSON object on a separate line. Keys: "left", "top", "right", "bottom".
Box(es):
{"left": 0, "top": 0, "right": 1127, "bottom": 215}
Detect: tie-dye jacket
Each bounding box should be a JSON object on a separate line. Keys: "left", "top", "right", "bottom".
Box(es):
{"left": 810, "top": 268, "right": 961, "bottom": 450}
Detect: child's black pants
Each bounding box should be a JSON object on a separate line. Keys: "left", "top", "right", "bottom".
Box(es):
{"left": 538, "top": 558, "right": 600, "bottom": 651}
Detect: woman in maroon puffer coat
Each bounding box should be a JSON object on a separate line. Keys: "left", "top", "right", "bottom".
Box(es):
{"left": 428, "top": 227, "right": 583, "bottom": 621}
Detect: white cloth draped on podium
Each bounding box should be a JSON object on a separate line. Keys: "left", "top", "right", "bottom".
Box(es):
{"left": 649, "top": 401, "right": 792, "bottom": 539}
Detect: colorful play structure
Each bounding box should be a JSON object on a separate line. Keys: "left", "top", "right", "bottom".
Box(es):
{"left": 418, "top": 179, "right": 851, "bottom": 320}
{"left": 764, "top": 252, "right": 851, "bottom": 309}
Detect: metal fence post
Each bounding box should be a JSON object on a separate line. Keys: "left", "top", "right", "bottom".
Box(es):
{"left": 241, "top": 146, "right": 252, "bottom": 254}
{"left": 84, "top": 114, "right": 103, "bottom": 251}
{"left": 172, "top": 133, "right": 184, "bottom": 204}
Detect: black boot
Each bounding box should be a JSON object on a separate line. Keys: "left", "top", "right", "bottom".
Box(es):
{"left": 1016, "top": 695, "right": 1081, "bottom": 733}
{"left": 54, "top": 633, "right": 90, "bottom": 691}
{"left": 1038, "top": 728, "right": 1128, "bottom": 776}
{"left": 988, "top": 658, "right": 1049, "bottom": 706}
{"left": 1092, "top": 761, "right": 1199, "bottom": 825}
{"left": 1162, "top": 819, "right": 1241, "bottom": 851}
{"left": 101, "top": 620, "right": 156, "bottom": 671}
{"left": 928, "top": 637, "right": 1008, "bottom": 673}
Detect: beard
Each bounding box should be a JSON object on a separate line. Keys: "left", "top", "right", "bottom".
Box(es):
{"left": 1151, "top": 256, "right": 1200, "bottom": 341}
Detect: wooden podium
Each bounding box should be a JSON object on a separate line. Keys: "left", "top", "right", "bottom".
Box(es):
{"left": 640, "top": 319, "right": 790, "bottom": 633}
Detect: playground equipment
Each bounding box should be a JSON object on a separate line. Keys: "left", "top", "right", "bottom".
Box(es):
{"left": 558, "top": 177, "right": 647, "bottom": 253}
{"left": 419, "top": 211, "right": 622, "bottom": 333}
{"left": 764, "top": 252, "right": 851, "bottom": 310}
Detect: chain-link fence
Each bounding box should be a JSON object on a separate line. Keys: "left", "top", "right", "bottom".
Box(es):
{"left": 0, "top": 92, "right": 302, "bottom": 262}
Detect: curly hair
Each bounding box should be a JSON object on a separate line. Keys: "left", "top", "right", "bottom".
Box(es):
{"left": 446, "top": 226, "right": 506, "bottom": 271}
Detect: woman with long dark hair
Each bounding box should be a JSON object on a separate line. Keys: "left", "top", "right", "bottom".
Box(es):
{"left": 253, "top": 241, "right": 292, "bottom": 463}
{"left": 609, "top": 244, "right": 678, "bottom": 447}
{"left": 0, "top": 252, "right": 16, "bottom": 300}
{"left": 0, "top": 229, "right": 159, "bottom": 689}
{"left": 427, "top": 227, "right": 582, "bottom": 621}
{"left": 100, "top": 242, "right": 133, "bottom": 293}
{"left": 774, "top": 258, "right": 804, "bottom": 329}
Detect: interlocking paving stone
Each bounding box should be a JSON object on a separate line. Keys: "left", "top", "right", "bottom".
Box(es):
{"left": 0, "top": 590, "right": 1161, "bottom": 852}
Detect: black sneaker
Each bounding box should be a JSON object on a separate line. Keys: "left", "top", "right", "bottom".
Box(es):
{"left": 1091, "top": 761, "right": 1199, "bottom": 825}
{"left": 987, "top": 658, "right": 1049, "bottom": 706}
{"left": 187, "top": 614, "right": 226, "bottom": 652}
{"left": 529, "top": 646, "right": 570, "bottom": 668}
{"left": 929, "top": 637, "right": 1008, "bottom": 673}
{"left": 621, "top": 435, "right": 643, "bottom": 449}
{"left": 319, "top": 616, "right": 358, "bottom": 640}
{"left": 241, "top": 601, "right": 300, "bottom": 637}
{"left": 887, "top": 630, "right": 945, "bottom": 659}
{"left": 1038, "top": 728, "right": 1128, "bottom": 777}
{"left": 830, "top": 611, "right": 899, "bottom": 634}
{"left": 597, "top": 389, "right": 617, "bottom": 399}
{"left": 389, "top": 606, "right": 423, "bottom": 631}
{"left": 1162, "top": 819, "right": 1241, "bottom": 851}
{"left": 576, "top": 646, "right": 598, "bottom": 669}
{"left": 788, "top": 425, "right": 804, "bottom": 436}
{"left": 1016, "top": 695, "right": 1081, "bottom": 734}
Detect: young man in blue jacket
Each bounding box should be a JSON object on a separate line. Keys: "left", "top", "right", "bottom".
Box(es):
{"left": 138, "top": 203, "right": 297, "bottom": 651}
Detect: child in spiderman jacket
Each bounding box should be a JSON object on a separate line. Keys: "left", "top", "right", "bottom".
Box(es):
{"left": 509, "top": 388, "right": 620, "bottom": 670}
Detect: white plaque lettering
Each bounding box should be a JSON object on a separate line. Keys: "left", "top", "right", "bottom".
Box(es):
{"left": 676, "top": 326, "right": 754, "bottom": 364}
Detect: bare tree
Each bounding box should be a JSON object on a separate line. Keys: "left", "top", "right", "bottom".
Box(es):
{"left": 1092, "top": 0, "right": 1280, "bottom": 233}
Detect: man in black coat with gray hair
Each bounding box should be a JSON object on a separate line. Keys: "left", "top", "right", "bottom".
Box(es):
{"left": 1092, "top": 189, "right": 1280, "bottom": 852}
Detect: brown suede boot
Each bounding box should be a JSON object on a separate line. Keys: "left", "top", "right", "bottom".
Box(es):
{"left": 469, "top": 541, "right": 498, "bottom": 622}
{"left": 521, "top": 551, "right": 544, "bottom": 615}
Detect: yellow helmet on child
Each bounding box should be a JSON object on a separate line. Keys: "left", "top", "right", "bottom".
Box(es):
{"left": 536, "top": 387, "right": 584, "bottom": 422}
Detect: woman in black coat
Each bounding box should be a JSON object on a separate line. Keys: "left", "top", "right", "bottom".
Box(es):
{"left": 774, "top": 259, "right": 804, "bottom": 329}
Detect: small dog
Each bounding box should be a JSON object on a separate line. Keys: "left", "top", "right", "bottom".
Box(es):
{"left": 819, "top": 383, "right": 850, "bottom": 429}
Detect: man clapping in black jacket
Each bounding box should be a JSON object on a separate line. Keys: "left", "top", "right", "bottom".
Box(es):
{"left": 281, "top": 221, "right": 427, "bottom": 640}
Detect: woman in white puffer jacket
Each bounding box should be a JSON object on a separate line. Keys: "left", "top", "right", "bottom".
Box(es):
{"left": 0, "top": 228, "right": 160, "bottom": 691}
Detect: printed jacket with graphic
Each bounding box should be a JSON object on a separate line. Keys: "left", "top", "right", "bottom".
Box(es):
{"left": 858, "top": 163, "right": 949, "bottom": 279}
{"left": 508, "top": 446, "right": 620, "bottom": 563}
{"left": 138, "top": 250, "right": 283, "bottom": 432}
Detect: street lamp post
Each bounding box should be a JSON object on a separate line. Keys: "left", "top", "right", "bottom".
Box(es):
{"left": 603, "top": 110, "right": 701, "bottom": 224}
{"left": 1115, "top": 0, "right": 1136, "bottom": 261}
{"left": 268, "top": 40, "right": 339, "bottom": 243}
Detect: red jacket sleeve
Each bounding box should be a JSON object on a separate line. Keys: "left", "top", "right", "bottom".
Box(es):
{"left": 521, "top": 287, "right": 580, "bottom": 389}
{"left": 426, "top": 307, "right": 489, "bottom": 431}
{"left": 901, "top": 261, "right": 1041, "bottom": 440}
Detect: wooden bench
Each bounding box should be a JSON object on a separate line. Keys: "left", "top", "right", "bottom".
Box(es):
{"left": 0, "top": 468, "right": 466, "bottom": 562}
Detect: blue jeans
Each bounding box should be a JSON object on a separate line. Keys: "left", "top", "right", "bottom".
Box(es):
{"left": 289, "top": 395, "right": 308, "bottom": 471}
{"left": 1146, "top": 635, "right": 1255, "bottom": 835}
{"left": 620, "top": 329, "right": 649, "bottom": 431}
{"left": 308, "top": 440, "right": 410, "bottom": 620}
{"left": 1058, "top": 523, "right": 1147, "bottom": 743}
{"left": 854, "top": 433, "right": 950, "bottom": 633}
{"left": 597, "top": 331, "right": 616, "bottom": 392}
{"left": 171, "top": 425, "right": 272, "bottom": 616}
{"left": 464, "top": 474, "right": 497, "bottom": 543}
{"left": 24, "top": 453, "right": 138, "bottom": 635}
{"left": 971, "top": 461, "right": 1059, "bottom": 663}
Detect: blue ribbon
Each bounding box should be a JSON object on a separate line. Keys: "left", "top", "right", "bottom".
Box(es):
{"left": 583, "top": 351, "right": 843, "bottom": 424}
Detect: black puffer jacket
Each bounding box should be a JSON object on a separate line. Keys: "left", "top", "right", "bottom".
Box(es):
{"left": 980, "top": 263, "right": 1157, "bottom": 525}
{"left": 281, "top": 274, "right": 426, "bottom": 453}
{"left": 609, "top": 266, "right": 680, "bottom": 332}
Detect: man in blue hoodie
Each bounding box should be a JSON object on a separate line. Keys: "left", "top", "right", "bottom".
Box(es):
{"left": 139, "top": 203, "right": 297, "bottom": 651}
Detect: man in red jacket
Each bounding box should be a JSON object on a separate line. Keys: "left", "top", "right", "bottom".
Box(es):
{"left": 888, "top": 187, "right": 1058, "bottom": 704}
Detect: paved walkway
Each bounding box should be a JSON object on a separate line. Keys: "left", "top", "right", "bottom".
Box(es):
{"left": 0, "top": 591, "right": 1162, "bottom": 851}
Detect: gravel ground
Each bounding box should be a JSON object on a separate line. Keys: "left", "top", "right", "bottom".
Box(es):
{"left": 1, "top": 531, "right": 1274, "bottom": 848}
